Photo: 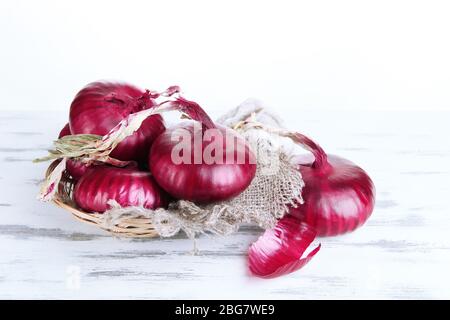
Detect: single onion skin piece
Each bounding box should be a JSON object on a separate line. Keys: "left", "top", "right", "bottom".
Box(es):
{"left": 74, "top": 166, "right": 167, "bottom": 213}
{"left": 58, "top": 123, "right": 90, "bottom": 181}
{"left": 248, "top": 215, "right": 321, "bottom": 278}
{"left": 149, "top": 122, "right": 257, "bottom": 203}
{"left": 69, "top": 81, "right": 165, "bottom": 162}
{"left": 288, "top": 133, "right": 376, "bottom": 236}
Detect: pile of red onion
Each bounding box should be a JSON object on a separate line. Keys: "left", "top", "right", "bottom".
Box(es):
{"left": 39, "top": 80, "right": 375, "bottom": 279}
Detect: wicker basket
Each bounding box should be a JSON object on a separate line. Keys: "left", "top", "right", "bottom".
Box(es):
{"left": 46, "top": 161, "right": 159, "bottom": 238}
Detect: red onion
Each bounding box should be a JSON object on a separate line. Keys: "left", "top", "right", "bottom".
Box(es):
{"left": 58, "top": 123, "right": 71, "bottom": 137}
{"left": 74, "top": 166, "right": 167, "bottom": 213}
{"left": 58, "top": 124, "right": 90, "bottom": 180}
{"left": 69, "top": 81, "right": 165, "bottom": 162}
{"left": 288, "top": 133, "right": 375, "bottom": 236}
{"left": 149, "top": 120, "right": 256, "bottom": 203}
{"left": 248, "top": 215, "right": 321, "bottom": 278}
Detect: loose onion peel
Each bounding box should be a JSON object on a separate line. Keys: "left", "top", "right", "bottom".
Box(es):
{"left": 248, "top": 215, "right": 321, "bottom": 278}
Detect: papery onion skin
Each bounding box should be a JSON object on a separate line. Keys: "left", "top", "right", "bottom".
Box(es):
{"left": 58, "top": 124, "right": 90, "bottom": 181}
{"left": 289, "top": 152, "right": 375, "bottom": 237}
{"left": 248, "top": 215, "right": 320, "bottom": 278}
{"left": 73, "top": 166, "right": 167, "bottom": 213}
{"left": 149, "top": 122, "right": 256, "bottom": 203}
{"left": 69, "top": 81, "right": 165, "bottom": 162}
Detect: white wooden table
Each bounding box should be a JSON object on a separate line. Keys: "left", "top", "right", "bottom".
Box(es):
{"left": 1, "top": 109, "right": 449, "bottom": 299}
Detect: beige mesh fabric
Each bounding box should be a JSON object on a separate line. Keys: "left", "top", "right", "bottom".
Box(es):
{"left": 217, "top": 98, "right": 285, "bottom": 129}
{"left": 101, "top": 100, "right": 304, "bottom": 238}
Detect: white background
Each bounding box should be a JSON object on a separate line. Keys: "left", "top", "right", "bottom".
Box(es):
{"left": 1, "top": 0, "right": 450, "bottom": 112}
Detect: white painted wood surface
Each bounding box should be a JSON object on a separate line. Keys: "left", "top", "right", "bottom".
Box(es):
{"left": 1, "top": 109, "right": 449, "bottom": 299}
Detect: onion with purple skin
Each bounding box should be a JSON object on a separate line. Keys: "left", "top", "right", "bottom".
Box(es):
{"left": 288, "top": 133, "right": 375, "bottom": 236}
{"left": 58, "top": 123, "right": 71, "bottom": 137}
{"left": 149, "top": 122, "right": 257, "bottom": 203}
{"left": 74, "top": 166, "right": 167, "bottom": 213}
{"left": 69, "top": 81, "right": 165, "bottom": 162}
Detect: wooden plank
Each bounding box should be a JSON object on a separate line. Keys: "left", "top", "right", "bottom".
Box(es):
{"left": 0, "top": 110, "right": 449, "bottom": 299}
